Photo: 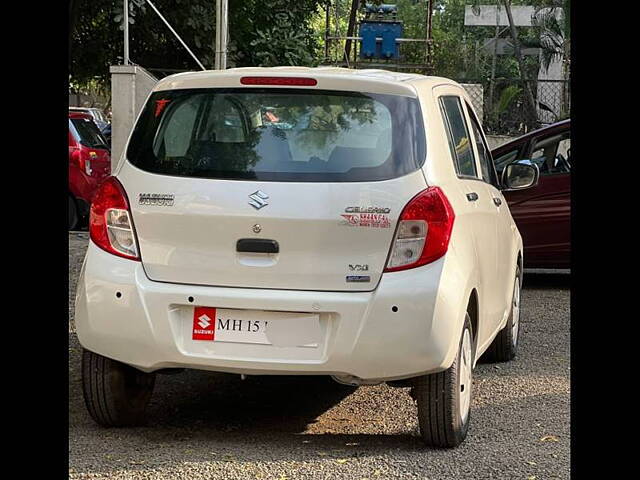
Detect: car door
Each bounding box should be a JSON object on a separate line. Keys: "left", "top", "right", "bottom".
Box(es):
{"left": 504, "top": 129, "right": 571, "bottom": 268}
{"left": 437, "top": 92, "right": 501, "bottom": 340}
{"left": 463, "top": 101, "right": 516, "bottom": 327}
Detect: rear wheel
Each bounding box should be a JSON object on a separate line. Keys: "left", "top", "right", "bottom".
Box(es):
{"left": 69, "top": 195, "right": 78, "bottom": 230}
{"left": 412, "top": 313, "right": 474, "bottom": 448}
{"left": 81, "top": 349, "right": 156, "bottom": 427}
{"left": 483, "top": 266, "right": 521, "bottom": 362}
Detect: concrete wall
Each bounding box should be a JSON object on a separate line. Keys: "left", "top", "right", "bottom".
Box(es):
{"left": 464, "top": 5, "right": 536, "bottom": 27}
{"left": 110, "top": 65, "right": 158, "bottom": 171}
{"left": 486, "top": 134, "right": 517, "bottom": 150}
{"left": 69, "top": 93, "right": 108, "bottom": 110}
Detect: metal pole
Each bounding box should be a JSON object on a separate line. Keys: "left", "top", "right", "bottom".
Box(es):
{"left": 123, "top": 0, "right": 129, "bottom": 64}
{"left": 215, "top": 0, "right": 228, "bottom": 70}
{"left": 146, "top": 0, "right": 206, "bottom": 70}
{"left": 488, "top": 5, "right": 500, "bottom": 115}
{"left": 426, "top": 0, "right": 434, "bottom": 74}
{"left": 324, "top": 0, "right": 330, "bottom": 62}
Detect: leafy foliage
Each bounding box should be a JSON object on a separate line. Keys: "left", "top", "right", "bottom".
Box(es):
{"left": 70, "top": 0, "right": 323, "bottom": 94}
{"left": 526, "top": 1, "right": 569, "bottom": 74}
{"left": 244, "top": 3, "right": 322, "bottom": 67}
{"left": 495, "top": 85, "right": 522, "bottom": 114}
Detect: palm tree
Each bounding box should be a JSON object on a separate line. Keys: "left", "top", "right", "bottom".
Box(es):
{"left": 531, "top": 0, "right": 570, "bottom": 76}
{"left": 529, "top": 0, "right": 570, "bottom": 118}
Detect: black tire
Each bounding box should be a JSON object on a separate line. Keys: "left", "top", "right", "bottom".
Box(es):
{"left": 483, "top": 266, "right": 522, "bottom": 363}
{"left": 413, "top": 313, "right": 474, "bottom": 448}
{"left": 69, "top": 195, "right": 78, "bottom": 231}
{"left": 81, "top": 349, "right": 156, "bottom": 427}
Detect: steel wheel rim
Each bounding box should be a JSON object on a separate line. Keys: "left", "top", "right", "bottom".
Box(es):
{"left": 459, "top": 327, "right": 472, "bottom": 424}
{"left": 511, "top": 277, "right": 521, "bottom": 347}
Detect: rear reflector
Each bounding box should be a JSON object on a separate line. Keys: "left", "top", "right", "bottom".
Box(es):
{"left": 240, "top": 76, "right": 318, "bottom": 86}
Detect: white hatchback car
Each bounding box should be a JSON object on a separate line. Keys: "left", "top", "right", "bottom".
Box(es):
{"left": 76, "top": 67, "right": 538, "bottom": 447}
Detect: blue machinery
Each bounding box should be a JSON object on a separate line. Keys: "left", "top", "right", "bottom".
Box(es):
{"left": 323, "top": 0, "right": 435, "bottom": 72}
{"left": 359, "top": 4, "right": 402, "bottom": 59}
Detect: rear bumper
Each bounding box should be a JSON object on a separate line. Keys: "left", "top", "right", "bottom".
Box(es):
{"left": 75, "top": 242, "right": 466, "bottom": 381}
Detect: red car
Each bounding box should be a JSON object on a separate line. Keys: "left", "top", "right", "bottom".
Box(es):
{"left": 69, "top": 112, "right": 111, "bottom": 229}
{"left": 491, "top": 119, "right": 570, "bottom": 269}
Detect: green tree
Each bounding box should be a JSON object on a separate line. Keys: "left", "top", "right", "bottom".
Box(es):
{"left": 70, "top": 0, "right": 323, "bottom": 93}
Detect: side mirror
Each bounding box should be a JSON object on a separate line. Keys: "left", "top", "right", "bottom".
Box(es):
{"left": 501, "top": 160, "right": 539, "bottom": 191}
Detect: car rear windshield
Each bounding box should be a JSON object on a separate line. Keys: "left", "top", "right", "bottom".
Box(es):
{"left": 70, "top": 117, "right": 108, "bottom": 150}
{"left": 126, "top": 88, "right": 425, "bottom": 182}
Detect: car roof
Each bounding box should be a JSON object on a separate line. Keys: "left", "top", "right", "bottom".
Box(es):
{"left": 152, "top": 67, "right": 464, "bottom": 98}
{"left": 69, "top": 111, "right": 94, "bottom": 120}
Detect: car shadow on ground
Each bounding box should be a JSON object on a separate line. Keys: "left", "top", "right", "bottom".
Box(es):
{"left": 70, "top": 334, "right": 357, "bottom": 435}
{"left": 146, "top": 371, "right": 359, "bottom": 432}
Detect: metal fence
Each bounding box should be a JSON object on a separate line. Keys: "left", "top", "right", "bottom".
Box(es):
{"left": 460, "top": 79, "right": 570, "bottom": 136}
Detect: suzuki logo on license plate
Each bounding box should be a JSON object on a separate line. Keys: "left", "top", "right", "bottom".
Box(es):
{"left": 192, "top": 307, "right": 216, "bottom": 341}
{"left": 248, "top": 190, "right": 269, "bottom": 210}
{"left": 197, "top": 314, "right": 211, "bottom": 329}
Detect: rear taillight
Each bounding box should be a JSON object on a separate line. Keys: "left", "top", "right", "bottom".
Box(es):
{"left": 89, "top": 177, "right": 140, "bottom": 261}
{"left": 384, "top": 187, "right": 455, "bottom": 272}
{"left": 70, "top": 148, "right": 93, "bottom": 176}
{"left": 70, "top": 148, "right": 83, "bottom": 169}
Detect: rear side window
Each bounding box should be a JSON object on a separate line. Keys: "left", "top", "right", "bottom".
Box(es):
{"left": 126, "top": 88, "right": 425, "bottom": 182}
{"left": 439, "top": 96, "right": 477, "bottom": 178}
{"left": 69, "top": 118, "right": 108, "bottom": 150}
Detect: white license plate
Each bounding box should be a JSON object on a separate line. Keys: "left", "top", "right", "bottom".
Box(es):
{"left": 192, "top": 307, "right": 320, "bottom": 347}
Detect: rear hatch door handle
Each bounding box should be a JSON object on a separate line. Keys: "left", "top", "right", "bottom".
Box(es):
{"left": 236, "top": 238, "right": 279, "bottom": 254}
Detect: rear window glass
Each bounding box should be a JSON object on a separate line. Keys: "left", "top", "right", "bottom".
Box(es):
{"left": 126, "top": 88, "right": 425, "bottom": 182}
{"left": 69, "top": 117, "right": 108, "bottom": 150}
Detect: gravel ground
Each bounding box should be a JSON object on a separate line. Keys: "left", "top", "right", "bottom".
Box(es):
{"left": 69, "top": 233, "right": 570, "bottom": 479}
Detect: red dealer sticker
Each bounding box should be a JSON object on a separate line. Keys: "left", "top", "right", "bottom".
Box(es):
{"left": 192, "top": 307, "right": 216, "bottom": 341}
{"left": 341, "top": 213, "right": 391, "bottom": 228}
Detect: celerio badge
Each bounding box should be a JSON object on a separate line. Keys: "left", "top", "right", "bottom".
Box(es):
{"left": 139, "top": 193, "right": 174, "bottom": 206}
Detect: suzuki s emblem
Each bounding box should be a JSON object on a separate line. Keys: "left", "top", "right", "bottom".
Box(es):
{"left": 248, "top": 190, "right": 269, "bottom": 210}
{"left": 197, "top": 314, "right": 211, "bottom": 329}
